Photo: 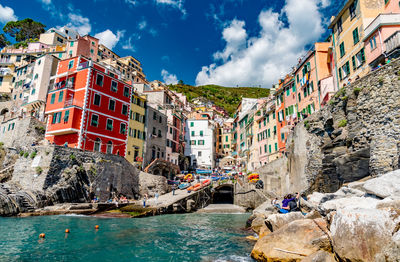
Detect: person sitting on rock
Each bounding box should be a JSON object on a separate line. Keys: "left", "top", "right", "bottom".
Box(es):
{"left": 271, "top": 198, "right": 280, "bottom": 209}
{"left": 288, "top": 193, "right": 300, "bottom": 212}
{"left": 279, "top": 192, "right": 299, "bottom": 213}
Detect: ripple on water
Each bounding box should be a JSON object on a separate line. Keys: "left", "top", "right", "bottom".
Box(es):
{"left": 0, "top": 213, "right": 254, "bottom": 262}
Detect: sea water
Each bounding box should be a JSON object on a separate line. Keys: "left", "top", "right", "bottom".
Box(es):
{"left": 0, "top": 213, "right": 254, "bottom": 262}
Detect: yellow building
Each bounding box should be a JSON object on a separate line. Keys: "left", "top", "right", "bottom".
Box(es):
{"left": 329, "top": 0, "right": 384, "bottom": 88}
{"left": 126, "top": 92, "right": 147, "bottom": 167}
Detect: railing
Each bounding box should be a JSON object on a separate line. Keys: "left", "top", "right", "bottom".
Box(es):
{"left": 385, "top": 31, "right": 400, "bottom": 54}
{"left": 64, "top": 98, "right": 84, "bottom": 108}
{"left": 0, "top": 58, "right": 12, "bottom": 64}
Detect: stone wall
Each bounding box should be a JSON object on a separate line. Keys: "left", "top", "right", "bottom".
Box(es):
{"left": 255, "top": 58, "right": 400, "bottom": 195}
{"left": 0, "top": 145, "right": 140, "bottom": 216}
{"left": 0, "top": 116, "right": 45, "bottom": 148}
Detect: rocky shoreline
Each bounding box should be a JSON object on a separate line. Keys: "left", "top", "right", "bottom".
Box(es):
{"left": 248, "top": 169, "right": 400, "bottom": 262}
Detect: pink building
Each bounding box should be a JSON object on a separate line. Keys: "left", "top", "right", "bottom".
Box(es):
{"left": 364, "top": 1, "right": 400, "bottom": 69}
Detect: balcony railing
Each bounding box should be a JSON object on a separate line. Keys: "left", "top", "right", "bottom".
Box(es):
{"left": 385, "top": 31, "right": 400, "bottom": 54}
{"left": 64, "top": 98, "right": 84, "bottom": 108}
{"left": 0, "top": 58, "right": 12, "bottom": 65}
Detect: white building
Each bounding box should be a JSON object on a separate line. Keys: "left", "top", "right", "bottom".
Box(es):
{"left": 185, "top": 116, "right": 215, "bottom": 169}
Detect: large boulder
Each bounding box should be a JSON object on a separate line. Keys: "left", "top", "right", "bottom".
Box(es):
{"left": 330, "top": 208, "right": 396, "bottom": 262}
{"left": 301, "top": 250, "right": 337, "bottom": 262}
{"left": 265, "top": 212, "right": 304, "bottom": 231}
{"left": 363, "top": 169, "right": 400, "bottom": 199}
{"left": 252, "top": 218, "right": 330, "bottom": 261}
{"left": 139, "top": 171, "right": 168, "bottom": 197}
{"left": 319, "top": 196, "right": 380, "bottom": 215}
{"left": 251, "top": 215, "right": 266, "bottom": 234}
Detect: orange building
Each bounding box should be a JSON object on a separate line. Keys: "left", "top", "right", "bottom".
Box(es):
{"left": 294, "top": 42, "right": 331, "bottom": 120}
{"left": 274, "top": 81, "right": 286, "bottom": 155}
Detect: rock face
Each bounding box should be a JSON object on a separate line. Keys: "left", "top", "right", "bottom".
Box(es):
{"left": 330, "top": 208, "right": 396, "bottom": 262}
{"left": 363, "top": 169, "right": 400, "bottom": 199}
{"left": 265, "top": 212, "right": 304, "bottom": 232}
{"left": 138, "top": 171, "right": 169, "bottom": 197}
{"left": 0, "top": 146, "right": 140, "bottom": 216}
{"left": 255, "top": 59, "right": 400, "bottom": 195}
{"left": 252, "top": 218, "right": 330, "bottom": 261}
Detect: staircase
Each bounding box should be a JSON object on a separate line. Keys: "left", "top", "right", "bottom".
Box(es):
{"left": 0, "top": 184, "right": 36, "bottom": 213}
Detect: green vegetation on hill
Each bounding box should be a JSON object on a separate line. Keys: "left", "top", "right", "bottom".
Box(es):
{"left": 168, "top": 84, "right": 270, "bottom": 116}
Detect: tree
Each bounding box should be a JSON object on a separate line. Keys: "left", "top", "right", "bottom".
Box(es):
{"left": 0, "top": 34, "right": 10, "bottom": 49}
{"left": 3, "top": 18, "right": 46, "bottom": 43}
{"left": 178, "top": 80, "right": 184, "bottom": 85}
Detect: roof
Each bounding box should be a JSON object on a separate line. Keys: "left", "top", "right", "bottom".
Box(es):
{"left": 328, "top": 0, "right": 355, "bottom": 29}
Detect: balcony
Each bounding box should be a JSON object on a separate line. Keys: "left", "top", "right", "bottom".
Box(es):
{"left": 385, "top": 31, "right": 400, "bottom": 55}
{"left": 364, "top": 13, "right": 400, "bottom": 40}
{"left": 0, "top": 58, "right": 13, "bottom": 65}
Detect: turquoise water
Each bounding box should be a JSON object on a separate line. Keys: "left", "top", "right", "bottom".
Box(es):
{"left": 0, "top": 213, "right": 254, "bottom": 262}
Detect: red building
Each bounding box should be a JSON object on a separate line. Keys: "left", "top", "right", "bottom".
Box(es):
{"left": 45, "top": 56, "right": 131, "bottom": 156}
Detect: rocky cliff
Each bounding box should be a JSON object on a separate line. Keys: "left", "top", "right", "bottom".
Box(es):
{"left": 0, "top": 145, "right": 140, "bottom": 216}
{"left": 255, "top": 58, "right": 400, "bottom": 195}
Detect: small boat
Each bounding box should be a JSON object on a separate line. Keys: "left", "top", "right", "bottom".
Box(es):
{"left": 202, "top": 179, "right": 211, "bottom": 187}
{"left": 248, "top": 173, "right": 259, "bottom": 180}
{"left": 178, "top": 183, "right": 190, "bottom": 190}
{"left": 212, "top": 177, "right": 220, "bottom": 181}
{"left": 188, "top": 183, "right": 202, "bottom": 192}
{"left": 249, "top": 178, "right": 260, "bottom": 183}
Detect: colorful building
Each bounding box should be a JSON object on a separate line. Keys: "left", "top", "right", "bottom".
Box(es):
{"left": 126, "top": 92, "right": 146, "bottom": 167}
{"left": 275, "top": 81, "right": 286, "bottom": 155}
{"left": 45, "top": 56, "right": 131, "bottom": 156}
{"left": 363, "top": 1, "right": 400, "bottom": 68}
{"left": 329, "top": 0, "right": 384, "bottom": 88}
{"left": 294, "top": 42, "right": 331, "bottom": 120}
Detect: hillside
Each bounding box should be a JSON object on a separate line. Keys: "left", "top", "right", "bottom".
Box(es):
{"left": 168, "top": 84, "right": 270, "bottom": 115}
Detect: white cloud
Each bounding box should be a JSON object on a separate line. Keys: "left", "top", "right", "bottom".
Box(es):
{"left": 95, "top": 29, "right": 125, "bottom": 50}
{"left": 161, "top": 69, "right": 178, "bottom": 85}
{"left": 156, "top": 0, "right": 187, "bottom": 17}
{"left": 0, "top": 4, "right": 17, "bottom": 24}
{"left": 66, "top": 13, "right": 92, "bottom": 35}
{"left": 149, "top": 28, "right": 158, "bottom": 37}
{"left": 125, "top": 0, "right": 137, "bottom": 6}
{"left": 122, "top": 36, "right": 136, "bottom": 52}
{"left": 196, "top": 0, "right": 325, "bottom": 88}
{"left": 138, "top": 20, "right": 147, "bottom": 30}
{"left": 40, "top": 0, "right": 51, "bottom": 4}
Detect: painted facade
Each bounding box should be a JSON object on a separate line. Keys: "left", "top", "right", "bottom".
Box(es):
{"left": 45, "top": 56, "right": 131, "bottom": 156}
{"left": 329, "top": 0, "right": 384, "bottom": 88}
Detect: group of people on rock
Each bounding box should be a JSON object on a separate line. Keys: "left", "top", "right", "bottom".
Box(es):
{"left": 272, "top": 192, "right": 301, "bottom": 214}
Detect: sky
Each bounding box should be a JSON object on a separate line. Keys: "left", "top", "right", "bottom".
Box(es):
{"left": 0, "top": 0, "right": 345, "bottom": 88}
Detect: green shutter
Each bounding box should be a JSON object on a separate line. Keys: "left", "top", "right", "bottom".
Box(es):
{"left": 352, "top": 56, "right": 356, "bottom": 70}
{"left": 50, "top": 93, "right": 55, "bottom": 104}
{"left": 353, "top": 28, "right": 359, "bottom": 44}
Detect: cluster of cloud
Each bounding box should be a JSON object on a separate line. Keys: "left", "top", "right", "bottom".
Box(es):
{"left": 196, "top": 0, "right": 328, "bottom": 88}
{"left": 66, "top": 13, "right": 92, "bottom": 36}
{"left": 0, "top": 4, "right": 17, "bottom": 24}
{"left": 156, "top": 0, "right": 187, "bottom": 17}
{"left": 161, "top": 69, "right": 178, "bottom": 84}
{"left": 95, "top": 30, "right": 125, "bottom": 50}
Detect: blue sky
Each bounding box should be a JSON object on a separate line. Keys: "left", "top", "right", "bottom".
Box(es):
{"left": 0, "top": 0, "right": 344, "bottom": 87}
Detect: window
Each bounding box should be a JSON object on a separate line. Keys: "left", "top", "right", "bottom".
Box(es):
{"left": 106, "top": 119, "right": 113, "bottom": 131}
{"left": 264, "top": 144, "right": 267, "bottom": 153}
{"left": 281, "top": 133, "right": 285, "bottom": 140}
{"left": 68, "top": 60, "right": 74, "bottom": 69}
{"left": 349, "top": 1, "right": 357, "bottom": 19}
{"left": 339, "top": 42, "right": 345, "bottom": 58}
{"left": 190, "top": 122, "right": 194, "bottom": 127}
{"left": 275, "top": 143, "right": 278, "bottom": 152}
{"left": 58, "top": 91, "right": 64, "bottom": 102}
{"left": 109, "top": 99, "right": 115, "bottom": 111}
{"left": 120, "top": 123, "right": 126, "bottom": 134}
{"left": 70, "top": 41, "right": 74, "bottom": 47}
{"left": 352, "top": 28, "right": 359, "bottom": 45}
{"left": 90, "top": 49, "right": 94, "bottom": 54}
{"left": 370, "top": 36, "right": 377, "bottom": 50}
{"left": 159, "top": 116, "right": 162, "bottom": 123}
{"left": 106, "top": 141, "right": 113, "bottom": 154}
{"left": 198, "top": 151, "right": 202, "bottom": 157}
{"left": 225, "top": 136, "right": 228, "bottom": 142}
{"left": 50, "top": 93, "right": 56, "bottom": 104}
{"left": 191, "top": 131, "right": 195, "bottom": 136}
{"left": 158, "top": 130, "right": 162, "bottom": 137}
{"left": 122, "top": 104, "right": 128, "bottom": 115}
{"left": 337, "top": 17, "right": 342, "bottom": 34}
{"left": 200, "top": 130, "right": 204, "bottom": 136}
{"left": 52, "top": 112, "right": 62, "bottom": 124}
{"left": 96, "top": 74, "right": 104, "bottom": 86}
{"left": 64, "top": 110, "right": 70, "bottom": 123}
{"left": 198, "top": 140, "right": 205, "bottom": 145}
{"left": 91, "top": 114, "right": 99, "bottom": 127}
{"left": 153, "top": 112, "right": 157, "bottom": 120}
{"left": 31, "top": 89, "right": 36, "bottom": 95}
{"left": 190, "top": 140, "right": 196, "bottom": 145}
{"left": 94, "top": 94, "right": 101, "bottom": 106}
{"left": 342, "top": 61, "right": 351, "bottom": 78}
{"left": 268, "top": 129, "right": 271, "bottom": 137}
{"left": 94, "top": 138, "right": 101, "bottom": 152}
{"left": 269, "top": 145, "right": 272, "bottom": 153}
{"left": 124, "top": 86, "right": 130, "bottom": 97}
{"left": 263, "top": 119, "right": 266, "bottom": 126}
{"left": 286, "top": 87, "right": 290, "bottom": 96}
{"left": 292, "top": 83, "right": 296, "bottom": 92}
{"left": 111, "top": 81, "right": 118, "bottom": 92}
{"left": 34, "top": 74, "right": 38, "bottom": 80}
